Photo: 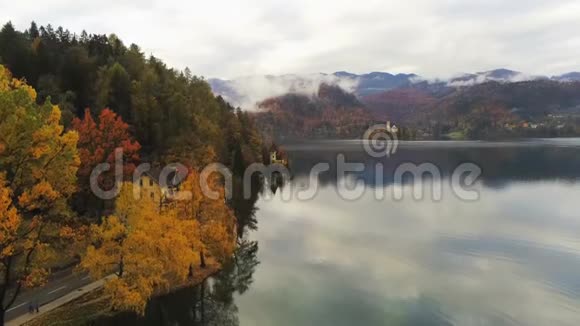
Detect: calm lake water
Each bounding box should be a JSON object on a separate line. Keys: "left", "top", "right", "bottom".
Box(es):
{"left": 101, "top": 139, "right": 580, "bottom": 326}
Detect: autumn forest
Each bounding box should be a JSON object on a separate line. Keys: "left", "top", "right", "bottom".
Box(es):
{"left": 0, "top": 21, "right": 267, "bottom": 324}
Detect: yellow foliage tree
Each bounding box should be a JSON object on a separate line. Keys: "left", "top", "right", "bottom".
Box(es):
{"left": 0, "top": 65, "right": 80, "bottom": 323}
{"left": 81, "top": 183, "right": 202, "bottom": 314}
{"left": 177, "top": 167, "right": 236, "bottom": 268}
{"left": 82, "top": 165, "right": 237, "bottom": 314}
{"left": 0, "top": 180, "right": 20, "bottom": 258}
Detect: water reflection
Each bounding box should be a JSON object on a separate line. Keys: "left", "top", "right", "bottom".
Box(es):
{"left": 245, "top": 181, "right": 580, "bottom": 325}
{"left": 237, "top": 140, "right": 580, "bottom": 326}
{"left": 285, "top": 139, "right": 580, "bottom": 189}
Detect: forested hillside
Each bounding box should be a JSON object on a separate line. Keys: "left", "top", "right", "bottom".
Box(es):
{"left": 255, "top": 83, "right": 374, "bottom": 141}
{"left": 362, "top": 88, "right": 437, "bottom": 122}
{"left": 362, "top": 79, "right": 580, "bottom": 139}
{"left": 0, "top": 21, "right": 263, "bottom": 168}
{"left": 0, "top": 21, "right": 268, "bottom": 320}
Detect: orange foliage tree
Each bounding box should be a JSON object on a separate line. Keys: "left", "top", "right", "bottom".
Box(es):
{"left": 72, "top": 108, "right": 140, "bottom": 215}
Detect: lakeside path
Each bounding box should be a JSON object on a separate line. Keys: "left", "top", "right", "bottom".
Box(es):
{"left": 6, "top": 275, "right": 114, "bottom": 326}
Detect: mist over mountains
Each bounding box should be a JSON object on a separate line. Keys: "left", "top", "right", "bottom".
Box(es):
{"left": 209, "top": 69, "right": 580, "bottom": 141}
{"left": 209, "top": 69, "right": 580, "bottom": 110}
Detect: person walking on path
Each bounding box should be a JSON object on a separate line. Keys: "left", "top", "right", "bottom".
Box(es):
{"left": 28, "top": 302, "right": 34, "bottom": 314}
{"left": 34, "top": 301, "right": 39, "bottom": 313}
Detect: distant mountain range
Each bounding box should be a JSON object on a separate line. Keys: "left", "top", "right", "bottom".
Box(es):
{"left": 209, "top": 69, "right": 580, "bottom": 109}
{"left": 210, "top": 69, "right": 580, "bottom": 140}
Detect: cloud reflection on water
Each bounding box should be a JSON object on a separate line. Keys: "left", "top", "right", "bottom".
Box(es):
{"left": 240, "top": 178, "right": 580, "bottom": 326}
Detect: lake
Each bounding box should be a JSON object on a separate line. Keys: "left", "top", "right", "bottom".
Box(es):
{"left": 101, "top": 139, "right": 580, "bottom": 326}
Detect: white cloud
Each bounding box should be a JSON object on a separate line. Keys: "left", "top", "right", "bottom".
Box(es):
{"left": 446, "top": 71, "right": 545, "bottom": 87}
{"left": 1, "top": 0, "right": 579, "bottom": 79}
{"left": 216, "top": 73, "right": 359, "bottom": 109}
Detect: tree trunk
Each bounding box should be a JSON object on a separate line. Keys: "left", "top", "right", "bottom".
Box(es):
{"left": 200, "top": 281, "right": 205, "bottom": 323}
{"left": 0, "top": 308, "right": 5, "bottom": 326}
{"left": 192, "top": 301, "right": 197, "bottom": 322}
{"left": 118, "top": 256, "right": 124, "bottom": 277}
{"left": 199, "top": 250, "right": 206, "bottom": 268}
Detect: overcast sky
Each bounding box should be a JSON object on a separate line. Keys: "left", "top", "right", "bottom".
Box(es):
{"left": 2, "top": 0, "right": 580, "bottom": 79}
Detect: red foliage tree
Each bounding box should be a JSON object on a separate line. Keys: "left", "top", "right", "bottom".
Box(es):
{"left": 72, "top": 108, "right": 141, "bottom": 192}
